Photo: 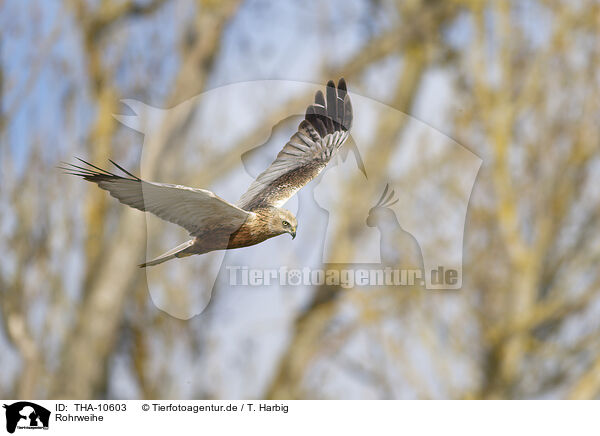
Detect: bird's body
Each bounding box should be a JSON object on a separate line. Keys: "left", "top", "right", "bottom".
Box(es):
{"left": 187, "top": 207, "right": 296, "bottom": 253}
{"left": 62, "top": 79, "right": 352, "bottom": 267}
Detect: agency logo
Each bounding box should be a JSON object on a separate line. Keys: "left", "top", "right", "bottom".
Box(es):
{"left": 2, "top": 402, "right": 50, "bottom": 434}
{"left": 113, "top": 80, "right": 481, "bottom": 318}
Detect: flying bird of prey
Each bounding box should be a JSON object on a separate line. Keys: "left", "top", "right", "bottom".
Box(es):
{"left": 63, "top": 79, "right": 353, "bottom": 267}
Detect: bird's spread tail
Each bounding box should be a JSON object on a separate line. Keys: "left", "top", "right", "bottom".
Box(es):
{"left": 139, "top": 239, "right": 195, "bottom": 268}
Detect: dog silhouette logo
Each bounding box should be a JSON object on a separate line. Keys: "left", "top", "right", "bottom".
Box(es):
{"left": 3, "top": 402, "right": 50, "bottom": 433}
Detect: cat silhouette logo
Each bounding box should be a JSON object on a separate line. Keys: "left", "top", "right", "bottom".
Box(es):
{"left": 3, "top": 402, "right": 50, "bottom": 433}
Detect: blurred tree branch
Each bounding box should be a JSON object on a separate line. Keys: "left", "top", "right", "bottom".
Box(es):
{"left": 3, "top": 0, "right": 600, "bottom": 400}
{"left": 267, "top": 0, "right": 459, "bottom": 399}
{"left": 49, "top": 0, "right": 243, "bottom": 398}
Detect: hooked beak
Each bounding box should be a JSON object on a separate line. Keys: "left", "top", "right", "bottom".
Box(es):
{"left": 290, "top": 229, "right": 296, "bottom": 240}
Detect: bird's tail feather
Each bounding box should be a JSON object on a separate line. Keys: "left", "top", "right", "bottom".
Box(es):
{"left": 139, "top": 239, "right": 195, "bottom": 268}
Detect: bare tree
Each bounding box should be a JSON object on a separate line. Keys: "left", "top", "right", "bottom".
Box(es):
{"left": 1, "top": 0, "right": 599, "bottom": 400}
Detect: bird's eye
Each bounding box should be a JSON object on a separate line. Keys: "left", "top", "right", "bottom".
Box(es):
{"left": 282, "top": 221, "right": 290, "bottom": 227}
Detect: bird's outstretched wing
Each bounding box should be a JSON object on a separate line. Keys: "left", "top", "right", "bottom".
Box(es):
{"left": 62, "top": 159, "right": 250, "bottom": 236}
{"left": 237, "top": 78, "right": 353, "bottom": 210}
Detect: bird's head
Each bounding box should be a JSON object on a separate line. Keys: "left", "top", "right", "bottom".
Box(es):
{"left": 272, "top": 208, "right": 298, "bottom": 239}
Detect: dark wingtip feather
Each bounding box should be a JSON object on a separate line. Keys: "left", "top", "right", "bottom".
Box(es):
{"left": 304, "top": 79, "right": 352, "bottom": 135}
{"left": 109, "top": 159, "right": 140, "bottom": 180}
{"left": 314, "top": 90, "right": 325, "bottom": 107}
{"left": 305, "top": 104, "right": 318, "bottom": 130}
{"left": 326, "top": 80, "right": 338, "bottom": 122}
{"left": 75, "top": 157, "right": 113, "bottom": 175}
{"left": 60, "top": 158, "right": 141, "bottom": 184}
{"left": 59, "top": 161, "right": 104, "bottom": 179}
{"left": 343, "top": 93, "right": 353, "bottom": 130}
{"left": 314, "top": 119, "right": 328, "bottom": 138}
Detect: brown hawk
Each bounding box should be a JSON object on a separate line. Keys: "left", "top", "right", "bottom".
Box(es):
{"left": 63, "top": 79, "right": 353, "bottom": 267}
